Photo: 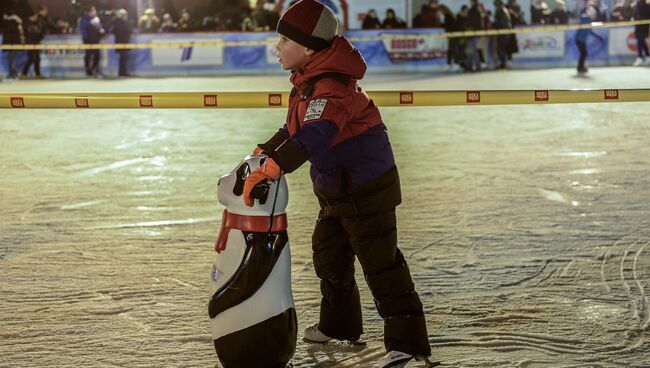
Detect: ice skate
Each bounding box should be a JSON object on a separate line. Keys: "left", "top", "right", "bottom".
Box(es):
{"left": 378, "top": 350, "right": 441, "bottom": 368}
{"left": 303, "top": 324, "right": 332, "bottom": 343}
{"left": 632, "top": 57, "right": 644, "bottom": 66}
{"left": 303, "top": 324, "right": 366, "bottom": 345}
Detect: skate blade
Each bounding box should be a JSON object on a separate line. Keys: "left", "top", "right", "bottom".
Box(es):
{"left": 384, "top": 357, "right": 442, "bottom": 368}
{"left": 302, "top": 337, "right": 367, "bottom": 346}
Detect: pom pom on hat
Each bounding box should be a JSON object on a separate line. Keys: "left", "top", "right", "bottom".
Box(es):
{"left": 277, "top": 0, "right": 339, "bottom": 51}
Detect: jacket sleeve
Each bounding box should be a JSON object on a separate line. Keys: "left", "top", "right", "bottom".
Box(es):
{"left": 267, "top": 87, "right": 348, "bottom": 173}
{"left": 269, "top": 120, "right": 338, "bottom": 173}
{"left": 258, "top": 123, "right": 290, "bottom": 152}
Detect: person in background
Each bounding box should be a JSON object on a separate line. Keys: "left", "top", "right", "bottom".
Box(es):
{"left": 51, "top": 17, "right": 72, "bottom": 34}
{"left": 507, "top": 0, "right": 526, "bottom": 26}
{"left": 112, "top": 9, "right": 131, "bottom": 77}
{"left": 456, "top": 4, "right": 470, "bottom": 70}
{"left": 138, "top": 8, "right": 159, "bottom": 33}
{"left": 415, "top": 0, "right": 442, "bottom": 28}
{"left": 261, "top": 0, "right": 280, "bottom": 30}
{"left": 21, "top": 11, "right": 46, "bottom": 79}
{"left": 84, "top": 6, "right": 105, "bottom": 77}
{"left": 176, "top": 9, "right": 192, "bottom": 32}
{"left": 36, "top": 5, "right": 50, "bottom": 35}
{"left": 382, "top": 8, "right": 407, "bottom": 29}
{"left": 241, "top": 8, "right": 263, "bottom": 31}
{"left": 611, "top": 0, "right": 635, "bottom": 21}
{"left": 530, "top": 0, "right": 551, "bottom": 24}
{"left": 493, "top": 0, "right": 513, "bottom": 69}
{"left": 575, "top": 11, "right": 604, "bottom": 74}
{"left": 159, "top": 13, "right": 176, "bottom": 32}
{"left": 632, "top": 0, "right": 650, "bottom": 66}
{"left": 550, "top": 0, "right": 570, "bottom": 24}
{"left": 362, "top": 9, "right": 382, "bottom": 29}
{"left": 466, "top": 0, "right": 484, "bottom": 71}
{"left": 2, "top": 6, "right": 25, "bottom": 80}
{"left": 439, "top": 4, "right": 459, "bottom": 70}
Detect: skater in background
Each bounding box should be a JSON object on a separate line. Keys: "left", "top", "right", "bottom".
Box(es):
{"left": 575, "top": 11, "right": 603, "bottom": 74}
{"left": 242, "top": 1, "right": 435, "bottom": 367}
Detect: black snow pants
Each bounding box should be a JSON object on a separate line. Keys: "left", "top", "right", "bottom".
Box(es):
{"left": 312, "top": 166, "right": 431, "bottom": 356}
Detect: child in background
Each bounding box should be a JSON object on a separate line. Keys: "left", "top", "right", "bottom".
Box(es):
{"left": 575, "top": 11, "right": 604, "bottom": 74}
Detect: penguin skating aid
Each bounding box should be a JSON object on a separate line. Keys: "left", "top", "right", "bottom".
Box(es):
{"left": 208, "top": 155, "right": 297, "bottom": 368}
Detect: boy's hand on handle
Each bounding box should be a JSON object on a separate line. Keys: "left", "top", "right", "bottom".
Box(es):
{"left": 243, "top": 158, "right": 283, "bottom": 207}
{"left": 253, "top": 147, "right": 264, "bottom": 155}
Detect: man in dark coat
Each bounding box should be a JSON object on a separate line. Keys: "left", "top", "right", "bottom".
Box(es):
{"left": 112, "top": 9, "right": 132, "bottom": 77}
{"left": 493, "top": 0, "right": 513, "bottom": 69}
{"left": 21, "top": 10, "right": 46, "bottom": 79}
{"left": 466, "top": 0, "right": 484, "bottom": 71}
{"left": 2, "top": 6, "right": 24, "bottom": 79}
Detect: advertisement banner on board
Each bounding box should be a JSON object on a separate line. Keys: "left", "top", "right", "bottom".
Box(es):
{"left": 513, "top": 30, "right": 565, "bottom": 59}
{"left": 381, "top": 32, "right": 447, "bottom": 62}
{"left": 608, "top": 26, "right": 645, "bottom": 56}
{"left": 39, "top": 36, "right": 109, "bottom": 69}
{"left": 151, "top": 37, "right": 224, "bottom": 66}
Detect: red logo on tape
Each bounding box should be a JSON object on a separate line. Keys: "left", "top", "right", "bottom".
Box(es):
{"left": 604, "top": 89, "right": 619, "bottom": 100}
{"left": 400, "top": 92, "right": 414, "bottom": 105}
{"left": 466, "top": 91, "right": 481, "bottom": 103}
{"left": 534, "top": 90, "right": 549, "bottom": 102}
{"left": 204, "top": 94, "right": 218, "bottom": 107}
{"left": 268, "top": 94, "right": 282, "bottom": 107}
{"left": 10, "top": 97, "right": 25, "bottom": 108}
{"left": 139, "top": 95, "right": 153, "bottom": 107}
{"left": 75, "top": 98, "right": 89, "bottom": 108}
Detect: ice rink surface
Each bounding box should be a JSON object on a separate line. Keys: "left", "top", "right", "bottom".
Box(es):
{"left": 1, "top": 67, "right": 650, "bottom": 367}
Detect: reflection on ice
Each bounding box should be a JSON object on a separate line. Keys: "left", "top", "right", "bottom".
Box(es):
{"left": 61, "top": 200, "right": 105, "bottom": 210}
{"left": 76, "top": 157, "right": 150, "bottom": 177}
{"left": 76, "top": 156, "right": 167, "bottom": 177}
{"left": 89, "top": 216, "right": 218, "bottom": 229}
{"left": 571, "top": 168, "right": 601, "bottom": 175}
{"left": 538, "top": 189, "right": 568, "bottom": 203}
{"left": 557, "top": 151, "right": 607, "bottom": 158}
{"left": 116, "top": 130, "right": 171, "bottom": 150}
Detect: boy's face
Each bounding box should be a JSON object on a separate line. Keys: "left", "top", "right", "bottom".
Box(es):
{"left": 276, "top": 35, "right": 312, "bottom": 71}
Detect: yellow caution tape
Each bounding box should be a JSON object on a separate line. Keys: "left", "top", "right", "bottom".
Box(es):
{"left": 1, "top": 19, "right": 649, "bottom": 50}
{"left": 1, "top": 89, "right": 648, "bottom": 109}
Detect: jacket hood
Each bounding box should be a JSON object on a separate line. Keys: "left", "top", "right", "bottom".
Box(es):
{"left": 290, "top": 36, "right": 367, "bottom": 89}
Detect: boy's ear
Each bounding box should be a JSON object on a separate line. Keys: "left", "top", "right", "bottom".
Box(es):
{"left": 305, "top": 48, "right": 315, "bottom": 57}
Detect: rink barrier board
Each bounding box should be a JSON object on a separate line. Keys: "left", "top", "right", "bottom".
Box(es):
{"left": 1, "top": 19, "right": 650, "bottom": 50}
{"left": 2, "top": 89, "right": 649, "bottom": 109}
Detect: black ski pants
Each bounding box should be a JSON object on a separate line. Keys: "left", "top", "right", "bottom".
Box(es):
{"left": 576, "top": 40, "right": 587, "bottom": 70}
{"left": 21, "top": 50, "right": 41, "bottom": 76}
{"left": 311, "top": 167, "right": 431, "bottom": 356}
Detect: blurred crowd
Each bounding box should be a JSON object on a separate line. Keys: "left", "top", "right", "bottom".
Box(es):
{"left": 2, "top": 0, "right": 649, "bottom": 79}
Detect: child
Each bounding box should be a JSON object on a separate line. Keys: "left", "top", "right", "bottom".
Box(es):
{"left": 575, "top": 11, "right": 604, "bottom": 74}
{"left": 241, "top": 1, "right": 435, "bottom": 367}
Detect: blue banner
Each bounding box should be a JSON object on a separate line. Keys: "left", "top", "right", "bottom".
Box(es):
{"left": 0, "top": 26, "right": 639, "bottom": 78}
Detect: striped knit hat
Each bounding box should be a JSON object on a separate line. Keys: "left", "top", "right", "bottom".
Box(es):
{"left": 277, "top": 0, "right": 338, "bottom": 51}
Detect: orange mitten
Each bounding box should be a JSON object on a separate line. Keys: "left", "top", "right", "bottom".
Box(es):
{"left": 243, "top": 158, "right": 282, "bottom": 207}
